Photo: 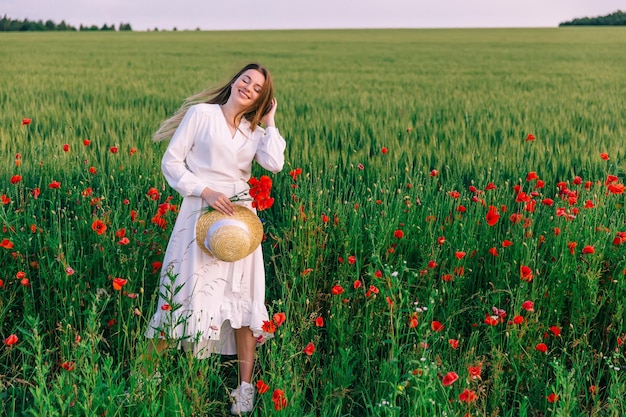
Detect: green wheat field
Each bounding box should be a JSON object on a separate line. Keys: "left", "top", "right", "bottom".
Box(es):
{"left": 1, "top": 28, "right": 625, "bottom": 416}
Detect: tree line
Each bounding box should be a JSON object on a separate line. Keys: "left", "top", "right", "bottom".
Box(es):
{"left": 559, "top": 10, "right": 625, "bottom": 26}
{"left": 0, "top": 15, "right": 132, "bottom": 31}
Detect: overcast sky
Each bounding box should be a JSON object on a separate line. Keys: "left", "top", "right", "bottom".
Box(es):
{"left": 3, "top": 0, "right": 624, "bottom": 31}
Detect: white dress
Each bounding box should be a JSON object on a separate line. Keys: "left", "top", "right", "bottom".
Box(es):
{"left": 145, "top": 103, "right": 286, "bottom": 358}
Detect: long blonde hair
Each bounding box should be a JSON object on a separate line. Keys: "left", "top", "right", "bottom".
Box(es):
{"left": 153, "top": 63, "right": 274, "bottom": 142}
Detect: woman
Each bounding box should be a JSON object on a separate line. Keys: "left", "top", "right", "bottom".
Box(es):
{"left": 145, "top": 63, "right": 286, "bottom": 414}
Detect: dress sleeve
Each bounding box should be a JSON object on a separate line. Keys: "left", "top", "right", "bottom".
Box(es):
{"left": 255, "top": 126, "right": 286, "bottom": 173}
{"left": 161, "top": 106, "right": 207, "bottom": 197}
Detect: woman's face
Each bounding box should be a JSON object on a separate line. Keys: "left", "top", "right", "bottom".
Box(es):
{"left": 230, "top": 69, "right": 265, "bottom": 108}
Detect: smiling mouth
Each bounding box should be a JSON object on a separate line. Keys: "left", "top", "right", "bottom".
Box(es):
{"left": 238, "top": 89, "right": 250, "bottom": 99}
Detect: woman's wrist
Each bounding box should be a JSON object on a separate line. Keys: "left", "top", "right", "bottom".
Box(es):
{"left": 201, "top": 187, "right": 213, "bottom": 200}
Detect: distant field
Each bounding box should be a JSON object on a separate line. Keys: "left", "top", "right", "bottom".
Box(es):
{"left": 1, "top": 28, "right": 625, "bottom": 416}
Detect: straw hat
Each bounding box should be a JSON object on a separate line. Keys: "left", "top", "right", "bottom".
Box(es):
{"left": 195, "top": 205, "right": 264, "bottom": 262}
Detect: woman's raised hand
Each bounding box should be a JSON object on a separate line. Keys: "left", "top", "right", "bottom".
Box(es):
{"left": 261, "top": 98, "right": 277, "bottom": 127}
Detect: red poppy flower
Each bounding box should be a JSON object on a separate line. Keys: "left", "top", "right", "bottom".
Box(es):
{"left": 151, "top": 261, "right": 162, "bottom": 274}
{"left": 303, "top": 342, "right": 315, "bottom": 356}
{"left": 353, "top": 280, "right": 362, "bottom": 289}
{"left": 381, "top": 147, "right": 388, "bottom": 154}
{"left": 112, "top": 278, "right": 128, "bottom": 291}
{"left": 488, "top": 247, "right": 498, "bottom": 257}
{"left": 437, "top": 236, "right": 446, "bottom": 245}
{"left": 547, "top": 393, "right": 560, "bottom": 403}
{"left": 430, "top": 169, "right": 439, "bottom": 177}
{"left": 262, "top": 320, "right": 276, "bottom": 334}
{"left": 589, "top": 385, "right": 597, "bottom": 395}
{"left": 536, "top": 342, "right": 548, "bottom": 353}
{"left": 484, "top": 314, "right": 499, "bottom": 326}
{"left": 331, "top": 285, "right": 344, "bottom": 295}
{"left": 521, "top": 300, "right": 534, "bottom": 312}
{"left": 161, "top": 304, "right": 172, "bottom": 311}
{"left": 4, "top": 334, "right": 18, "bottom": 346}
{"left": 1, "top": 238, "right": 14, "bottom": 249}
{"left": 31, "top": 188, "right": 40, "bottom": 199}
{"left": 129, "top": 147, "right": 137, "bottom": 156}
{"left": 374, "top": 270, "right": 383, "bottom": 278}
{"left": 607, "top": 183, "right": 625, "bottom": 195}
{"left": 1, "top": 194, "right": 9, "bottom": 205}
{"left": 147, "top": 187, "right": 160, "bottom": 201}
{"left": 49, "top": 180, "right": 61, "bottom": 189}
{"left": 431, "top": 321, "right": 444, "bottom": 332}
{"left": 91, "top": 219, "right": 107, "bottom": 235}
{"left": 455, "top": 251, "right": 466, "bottom": 260}
{"left": 10, "top": 175, "right": 22, "bottom": 184}
{"left": 526, "top": 171, "right": 539, "bottom": 182}
{"left": 273, "top": 312, "right": 286, "bottom": 327}
{"left": 408, "top": 313, "right": 418, "bottom": 328}
{"left": 485, "top": 205, "right": 500, "bottom": 226}
{"left": 118, "top": 237, "right": 130, "bottom": 245}
{"left": 549, "top": 325, "right": 561, "bottom": 337}
{"left": 289, "top": 167, "right": 302, "bottom": 181}
{"left": 256, "top": 380, "right": 270, "bottom": 394}
{"left": 459, "top": 388, "right": 477, "bottom": 404}
{"left": 520, "top": 265, "right": 533, "bottom": 282}
{"left": 321, "top": 214, "right": 329, "bottom": 223}
{"left": 367, "top": 285, "right": 379, "bottom": 296}
{"left": 83, "top": 139, "right": 91, "bottom": 146}
{"left": 393, "top": 229, "right": 404, "bottom": 239}
{"left": 63, "top": 144, "right": 70, "bottom": 152}
{"left": 513, "top": 315, "right": 524, "bottom": 325}
{"left": 272, "top": 389, "right": 287, "bottom": 411}
{"left": 314, "top": 317, "right": 324, "bottom": 327}
{"left": 448, "top": 339, "right": 459, "bottom": 349}
{"left": 468, "top": 365, "right": 482, "bottom": 379}
{"left": 600, "top": 152, "right": 609, "bottom": 160}
{"left": 581, "top": 245, "right": 595, "bottom": 254}
{"left": 525, "top": 133, "right": 535, "bottom": 142}
{"left": 442, "top": 371, "right": 458, "bottom": 386}
{"left": 347, "top": 255, "right": 356, "bottom": 265}
{"left": 110, "top": 146, "right": 119, "bottom": 154}
{"left": 59, "top": 361, "right": 75, "bottom": 371}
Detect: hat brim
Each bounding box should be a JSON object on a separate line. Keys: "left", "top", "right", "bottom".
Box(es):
{"left": 195, "top": 205, "right": 264, "bottom": 262}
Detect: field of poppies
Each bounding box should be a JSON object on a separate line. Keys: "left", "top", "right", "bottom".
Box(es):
{"left": 1, "top": 28, "right": 625, "bottom": 416}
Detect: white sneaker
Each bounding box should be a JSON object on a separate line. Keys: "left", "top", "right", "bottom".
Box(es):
{"left": 230, "top": 381, "right": 255, "bottom": 415}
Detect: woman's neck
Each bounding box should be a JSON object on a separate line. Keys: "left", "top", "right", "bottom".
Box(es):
{"left": 220, "top": 102, "right": 242, "bottom": 126}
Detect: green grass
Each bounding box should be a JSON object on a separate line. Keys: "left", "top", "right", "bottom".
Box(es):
{"left": 1, "top": 28, "right": 625, "bottom": 416}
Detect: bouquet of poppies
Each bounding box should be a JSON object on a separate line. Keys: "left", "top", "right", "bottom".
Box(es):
{"left": 224, "top": 175, "right": 274, "bottom": 211}
{"left": 247, "top": 175, "right": 274, "bottom": 210}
